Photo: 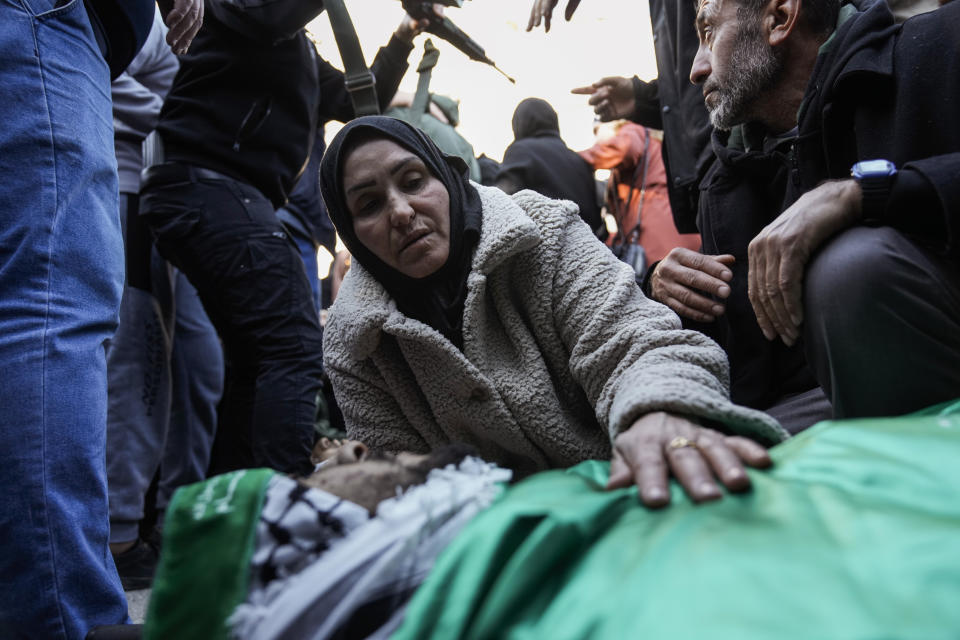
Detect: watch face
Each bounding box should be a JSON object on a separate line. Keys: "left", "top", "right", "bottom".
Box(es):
{"left": 853, "top": 159, "right": 897, "bottom": 178}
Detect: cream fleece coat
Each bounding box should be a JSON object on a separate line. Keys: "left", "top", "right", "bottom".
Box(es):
{"left": 324, "top": 186, "right": 787, "bottom": 475}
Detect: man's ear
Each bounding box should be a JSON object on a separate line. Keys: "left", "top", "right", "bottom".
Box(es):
{"left": 764, "top": 0, "right": 802, "bottom": 47}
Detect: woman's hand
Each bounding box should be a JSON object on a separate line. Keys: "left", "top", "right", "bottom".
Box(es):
{"left": 607, "top": 412, "right": 771, "bottom": 508}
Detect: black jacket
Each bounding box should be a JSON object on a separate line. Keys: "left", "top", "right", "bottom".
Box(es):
{"left": 789, "top": 0, "right": 960, "bottom": 259}
{"left": 696, "top": 129, "right": 818, "bottom": 409}
{"left": 496, "top": 98, "right": 602, "bottom": 234}
{"left": 693, "top": 0, "right": 960, "bottom": 409}
{"left": 157, "top": 0, "right": 412, "bottom": 208}
{"left": 631, "top": 0, "right": 714, "bottom": 235}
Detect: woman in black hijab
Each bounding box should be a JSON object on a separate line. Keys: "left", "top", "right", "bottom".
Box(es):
{"left": 321, "top": 116, "right": 482, "bottom": 349}
{"left": 319, "top": 116, "right": 784, "bottom": 508}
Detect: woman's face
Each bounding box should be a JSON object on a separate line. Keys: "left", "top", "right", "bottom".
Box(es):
{"left": 342, "top": 138, "right": 451, "bottom": 279}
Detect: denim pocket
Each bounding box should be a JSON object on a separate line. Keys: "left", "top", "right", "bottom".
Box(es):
{"left": 18, "top": 0, "right": 80, "bottom": 18}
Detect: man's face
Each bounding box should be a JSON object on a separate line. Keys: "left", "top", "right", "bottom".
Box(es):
{"left": 301, "top": 443, "right": 475, "bottom": 513}
{"left": 691, "top": 0, "right": 785, "bottom": 130}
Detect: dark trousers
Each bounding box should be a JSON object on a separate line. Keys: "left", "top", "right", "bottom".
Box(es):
{"left": 804, "top": 226, "right": 960, "bottom": 418}
{"left": 140, "top": 163, "right": 323, "bottom": 475}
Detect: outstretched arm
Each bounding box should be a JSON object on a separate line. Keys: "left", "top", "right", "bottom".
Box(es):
{"left": 529, "top": 195, "right": 786, "bottom": 505}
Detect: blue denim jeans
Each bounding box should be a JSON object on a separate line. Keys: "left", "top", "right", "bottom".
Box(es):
{"left": 0, "top": 0, "right": 128, "bottom": 637}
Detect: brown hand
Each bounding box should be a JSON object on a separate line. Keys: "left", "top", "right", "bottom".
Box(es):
{"left": 606, "top": 412, "right": 771, "bottom": 508}
{"left": 526, "top": 0, "right": 560, "bottom": 32}
{"left": 161, "top": 0, "right": 204, "bottom": 55}
{"left": 650, "top": 248, "right": 735, "bottom": 322}
{"left": 571, "top": 76, "right": 635, "bottom": 121}
{"left": 748, "top": 179, "right": 862, "bottom": 346}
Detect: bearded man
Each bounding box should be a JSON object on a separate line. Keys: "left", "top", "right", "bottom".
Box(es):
{"left": 649, "top": 0, "right": 960, "bottom": 423}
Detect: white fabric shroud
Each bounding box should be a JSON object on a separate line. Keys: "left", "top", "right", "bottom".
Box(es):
{"left": 229, "top": 456, "right": 512, "bottom": 639}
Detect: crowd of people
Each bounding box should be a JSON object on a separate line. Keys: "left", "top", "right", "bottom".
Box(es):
{"left": 1, "top": 0, "right": 958, "bottom": 636}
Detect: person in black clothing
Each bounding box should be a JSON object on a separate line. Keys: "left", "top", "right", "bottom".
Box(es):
{"left": 494, "top": 98, "right": 603, "bottom": 236}
{"left": 671, "top": 0, "right": 960, "bottom": 421}
{"left": 139, "top": 0, "right": 425, "bottom": 476}
{"left": 529, "top": 0, "right": 826, "bottom": 431}
{"left": 533, "top": 0, "right": 712, "bottom": 235}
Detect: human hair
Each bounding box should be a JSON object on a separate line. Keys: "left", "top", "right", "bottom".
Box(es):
{"left": 733, "top": 0, "right": 840, "bottom": 37}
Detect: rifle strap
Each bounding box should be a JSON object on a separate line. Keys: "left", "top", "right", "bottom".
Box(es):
{"left": 325, "top": 0, "right": 380, "bottom": 116}
{"left": 411, "top": 39, "right": 440, "bottom": 124}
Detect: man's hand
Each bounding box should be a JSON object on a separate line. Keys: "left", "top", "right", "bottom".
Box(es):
{"left": 571, "top": 76, "right": 636, "bottom": 122}
{"left": 650, "top": 248, "right": 735, "bottom": 323}
{"left": 396, "top": 5, "right": 443, "bottom": 43}
{"left": 526, "top": 0, "right": 558, "bottom": 31}
{"left": 526, "top": 0, "right": 582, "bottom": 32}
{"left": 748, "top": 179, "right": 862, "bottom": 346}
{"left": 158, "top": 0, "right": 204, "bottom": 55}
{"left": 607, "top": 412, "right": 771, "bottom": 508}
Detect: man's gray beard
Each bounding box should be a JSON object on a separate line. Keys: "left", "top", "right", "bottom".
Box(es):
{"left": 708, "top": 21, "right": 784, "bottom": 130}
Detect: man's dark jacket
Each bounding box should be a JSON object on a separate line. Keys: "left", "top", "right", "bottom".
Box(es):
{"left": 694, "top": 0, "right": 960, "bottom": 409}
{"left": 157, "top": 0, "right": 412, "bottom": 208}
{"left": 788, "top": 0, "right": 960, "bottom": 258}
{"left": 696, "top": 129, "right": 818, "bottom": 410}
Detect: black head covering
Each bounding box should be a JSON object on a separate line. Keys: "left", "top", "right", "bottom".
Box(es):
{"left": 319, "top": 116, "right": 483, "bottom": 349}
{"left": 511, "top": 98, "right": 561, "bottom": 139}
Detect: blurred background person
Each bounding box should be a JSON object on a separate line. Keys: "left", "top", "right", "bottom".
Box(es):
{"left": 495, "top": 98, "right": 603, "bottom": 236}
{"left": 579, "top": 120, "right": 700, "bottom": 279}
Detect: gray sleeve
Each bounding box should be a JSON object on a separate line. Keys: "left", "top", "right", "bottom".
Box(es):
{"left": 111, "top": 10, "right": 178, "bottom": 142}
{"left": 523, "top": 194, "right": 788, "bottom": 446}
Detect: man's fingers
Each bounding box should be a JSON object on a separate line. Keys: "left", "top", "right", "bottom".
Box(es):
{"left": 165, "top": 0, "right": 202, "bottom": 54}
{"left": 696, "top": 433, "right": 751, "bottom": 492}
{"left": 748, "top": 239, "right": 778, "bottom": 341}
{"left": 762, "top": 247, "right": 797, "bottom": 345}
{"left": 779, "top": 254, "right": 805, "bottom": 329}
{"left": 660, "top": 280, "right": 725, "bottom": 319}
{"left": 666, "top": 445, "right": 722, "bottom": 503}
{"left": 526, "top": 1, "right": 543, "bottom": 31}
{"left": 658, "top": 252, "right": 731, "bottom": 298}
{"left": 672, "top": 248, "right": 734, "bottom": 283}
{"left": 678, "top": 266, "right": 731, "bottom": 300}
{"left": 585, "top": 89, "right": 607, "bottom": 108}
{"left": 724, "top": 436, "right": 772, "bottom": 468}
{"left": 570, "top": 84, "right": 597, "bottom": 95}
{"left": 715, "top": 254, "right": 737, "bottom": 267}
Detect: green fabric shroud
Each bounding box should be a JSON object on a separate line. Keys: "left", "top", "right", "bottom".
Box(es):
{"left": 394, "top": 400, "right": 960, "bottom": 639}
{"left": 144, "top": 468, "right": 275, "bottom": 640}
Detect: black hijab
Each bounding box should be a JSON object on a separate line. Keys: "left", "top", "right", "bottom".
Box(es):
{"left": 319, "top": 116, "right": 483, "bottom": 349}
{"left": 511, "top": 98, "right": 561, "bottom": 140}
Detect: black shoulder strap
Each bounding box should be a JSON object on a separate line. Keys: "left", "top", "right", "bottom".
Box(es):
{"left": 325, "top": 0, "right": 380, "bottom": 116}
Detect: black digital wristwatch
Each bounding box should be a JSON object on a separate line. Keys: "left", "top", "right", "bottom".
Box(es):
{"left": 850, "top": 159, "right": 897, "bottom": 219}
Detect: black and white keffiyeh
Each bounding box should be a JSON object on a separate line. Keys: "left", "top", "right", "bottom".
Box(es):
{"left": 229, "top": 456, "right": 511, "bottom": 639}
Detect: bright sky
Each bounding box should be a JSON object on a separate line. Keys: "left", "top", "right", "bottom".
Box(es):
{"left": 307, "top": 0, "right": 657, "bottom": 162}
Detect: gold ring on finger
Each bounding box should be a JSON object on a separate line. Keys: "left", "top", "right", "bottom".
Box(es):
{"left": 667, "top": 436, "right": 697, "bottom": 451}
